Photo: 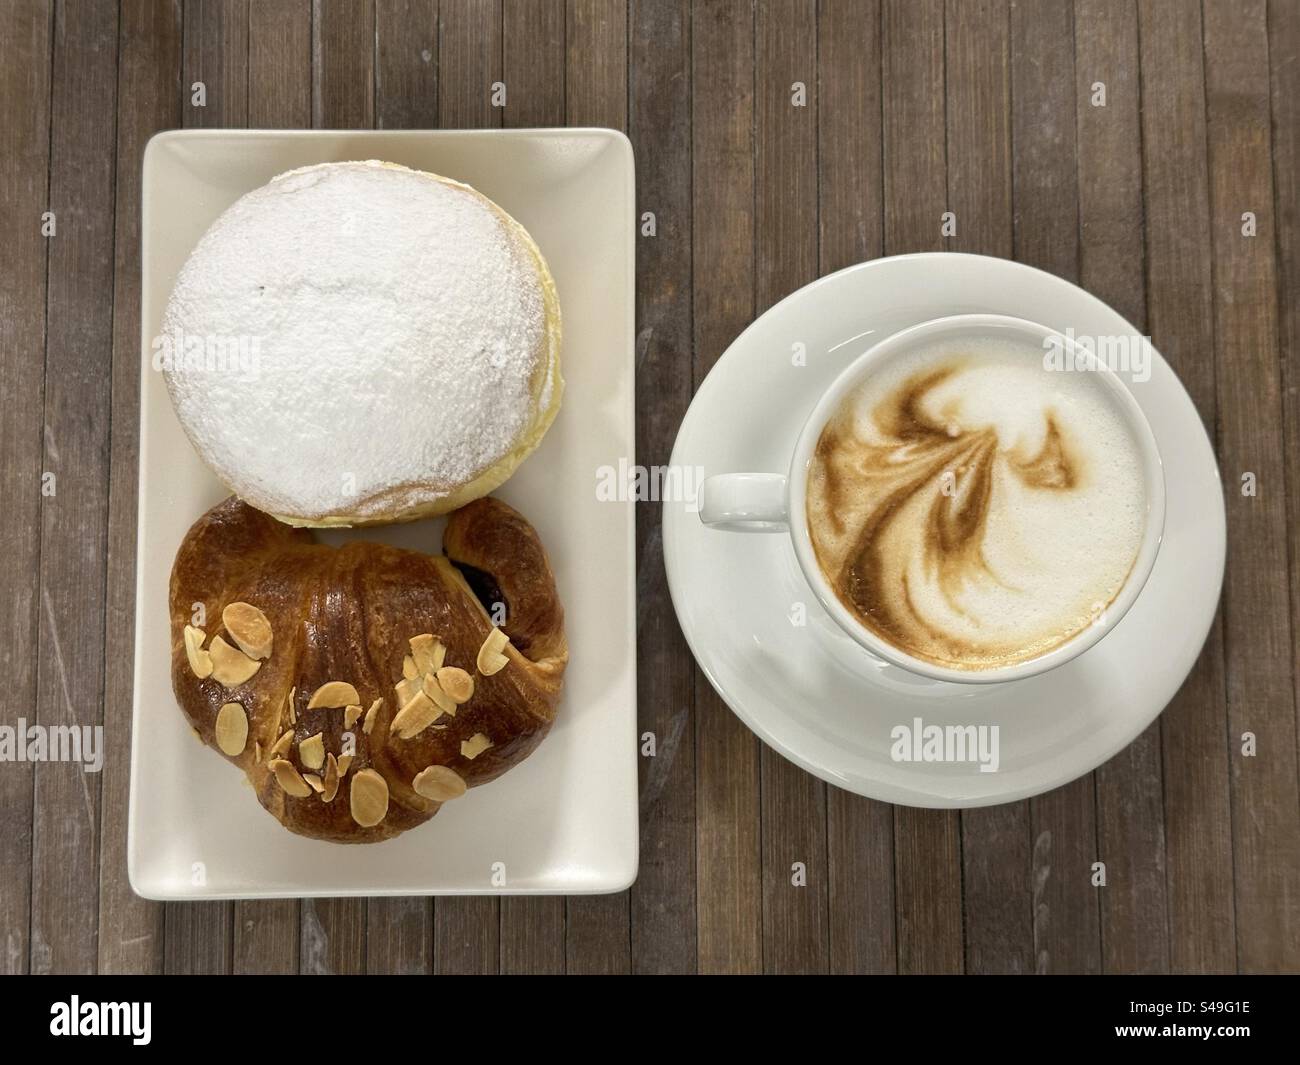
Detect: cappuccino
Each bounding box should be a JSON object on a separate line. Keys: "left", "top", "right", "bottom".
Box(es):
{"left": 806, "top": 334, "right": 1146, "bottom": 670}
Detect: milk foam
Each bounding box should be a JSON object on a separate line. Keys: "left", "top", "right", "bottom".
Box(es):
{"left": 806, "top": 334, "right": 1147, "bottom": 670}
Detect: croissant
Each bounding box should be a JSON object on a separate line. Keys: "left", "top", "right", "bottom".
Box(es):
{"left": 169, "top": 495, "right": 567, "bottom": 843}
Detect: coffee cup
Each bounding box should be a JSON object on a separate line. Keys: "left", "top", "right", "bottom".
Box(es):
{"left": 698, "top": 314, "right": 1166, "bottom": 684}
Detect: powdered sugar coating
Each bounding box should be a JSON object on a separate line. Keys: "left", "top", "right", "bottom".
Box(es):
{"left": 162, "top": 161, "right": 557, "bottom": 523}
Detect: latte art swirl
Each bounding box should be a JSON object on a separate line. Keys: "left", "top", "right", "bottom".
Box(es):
{"left": 806, "top": 341, "right": 1146, "bottom": 670}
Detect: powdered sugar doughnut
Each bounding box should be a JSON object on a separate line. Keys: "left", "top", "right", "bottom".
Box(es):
{"left": 160, "top": 160, "right": 562, "bottom": 526}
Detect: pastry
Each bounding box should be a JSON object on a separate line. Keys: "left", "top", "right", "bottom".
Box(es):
{"left": 159, "top": 160, "right": 562, "bottom": 527}
{"left": 169, "top": 494, "right": 567, "bottom": 843}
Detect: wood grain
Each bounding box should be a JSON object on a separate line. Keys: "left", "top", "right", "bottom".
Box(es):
{"left": 1269, "top": 0, "right": 1300, "bottom": 972}
{"left": 1137, "top": 0, "right": 1234, "bottom": 977}
{"left": 438, "top": 0, "right": 501, "bottom": 128}
{"left": 30, "top": 0, "right": 118, "bottom": 976}
{"left": 882, "top": 0, "right": 964, "bottom": 975}
{"left": 376, "top": 0, "right": 439, "bottom": 129}
{"left": 313, "top": 0, "right": 374, "bottom": 129}
{"left": 97, "top": 0, "right": 181, "bottom": 976}
{"left": 691, "top": 0, "right": 761, "bottom": 974}
{"left": 0, "top": 0, "right": 52, "bottom": 977}
{"left": 627, "top": 0, "right": 696, "bottom": 974}
{"left": 1202, "top": 0, "right": 1300, "bottom": 973}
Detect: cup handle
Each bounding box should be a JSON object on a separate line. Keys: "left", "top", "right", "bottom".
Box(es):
{"left": 698, "top": 473, "right": 789, "bottom": 532}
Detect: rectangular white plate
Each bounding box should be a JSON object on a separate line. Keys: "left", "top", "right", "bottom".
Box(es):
{"left": 129, "top": 129, "right": 637, "bottom": 899}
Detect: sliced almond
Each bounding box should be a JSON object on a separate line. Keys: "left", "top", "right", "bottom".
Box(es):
{"left": 307, "top": 680, "right": 359, "bottom": 709}
{"left": 215, "top": 702, "right": 248, "bottom": 755}
{"left": 299, "top": 732, "right": 325, "bottom": 771}
{"left": 409, "top": 633, "right": 446, "bottom": 675}
{"left": 436, "top": 666, "right": 474, "bottom": 704}
{"left": 343, "top": 704, "right": 362, "bottom": 730}
{"left": 402, "top": 655, "right": 418, "bottom": 680}
{"left": 322, "top": 754, "right": 340, "bottom": 802}
{"left": 336, "top": 753, "right": 354, "bottom": 777}
{"left": 362, "top": 699, "right": 381, "bottom": 736}
{"left": 460, "top": 733, "right": 493, "bottom": 760}
{"left": 422, "top": 673, "right": 456, "bottom": 717}
{"left": 254, "top": 741, "right": 263, "bottom": 762}
{"left": 270, "top": 728, "right": 294, "bottom": 758}
{"left": 394, "top": 674, "right": 422, "bottom": 707}
{"left": 209, "top": 635, "right": 261, "bottom": 687}
{"left": 303, "top": 773, "right": 324, "bottom": 793}
{"left": 349, "top": 769, "right": 389, "bottom": 827}
{"left": 287, "top": 686, "right": 296, "bottom": 725}
{"left": 222, "top": 601, "right": 273, "bottom": 660}
{"left": 476, "top": 627, "right": 511, "bottom": 676}
{"left": 391, "top": 690, "right": 439, "bottom": 739}
{"left": 183, "top": 625, "right": 213, "bottom": 679}
{"left": 412, "top": 764, "right": 467, "bottom": 802}
{"left": 270, "top": 758, "right": 312, "bottom": 798}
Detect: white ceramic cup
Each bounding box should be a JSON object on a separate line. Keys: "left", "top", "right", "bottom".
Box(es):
{"left": 697, "top": 313, "right": 1167, "bottom": 684}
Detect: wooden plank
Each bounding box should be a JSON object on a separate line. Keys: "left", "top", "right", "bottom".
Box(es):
{"left": 29, "top": 0, "right": 118, "bottom": 977}
{"left": 0, "top": 0, "right": 51, "bottom": 977}
{"left": 313, "top": 0, "right": 374, "bottom": 129}
{"left": 565, "top": 895, "right": 630, "bottom": 973}
{"left": 366, "top": 897, "right": 432, "bottom": 973}
{"left": 433, "top": 898, "right": 498, "bottom": 973}
{"left": 438, "top": 0, "right": 502, "bottom": 128}
{"left": 503, "top": 0, "right": 564, "bottom": 126}
{"left": 626, "top": 0, "right": 697, "bottom": 975}
{"left": 97, "top": 0, "right": 182, "bottom": 976}
{"left": 753, "top": 0, "right": 826, "bottom": 975}
{"left": 1074, "top": 0, "right": 1169, "bottom": 975}
{"left": 376, "top": 0, "right": 438, "bottom": 129}
{"left": 500, "top": 897, "right": 564, "bottom": 973}
{"left": 817, "top": 0, "right": 895, "bottom": 976}
{"left": 566, "top": 0, "right": 626, "bottom": 128}
{"left": 1010, "top": 0, "right": 1101, "bottom": 975}
{"left": 1270, "top": 0, "right": 1300, "bottom": 976}
{"left": 561, "top": 0, "right": 634, "bottom": 972}
{"left": 1202, "top": 0, "right": 1300, "bottom": 973}
{"left": 300, "top": 897, "right": 365, "bottom": 973}
{"left": 944, "top": 0, "right": 1032, "bottom": 976}
{"left": 249, "top": 0, "right": 312, "bottom": 128}
{"left": 166, "top": 0, "right": 251, "bottom": 975}
{"left": 691, "top": 0, "right": 761, "bottom": 975}
{"left": 881, "top": 0, "right": 963, "bottom": 974}
{"left": 231, "top": 0, "right": 311, "bottom": 976}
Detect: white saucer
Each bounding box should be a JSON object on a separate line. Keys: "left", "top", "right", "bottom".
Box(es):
{"left": 664, "top": 253, "right": 1225, "bottom": 808}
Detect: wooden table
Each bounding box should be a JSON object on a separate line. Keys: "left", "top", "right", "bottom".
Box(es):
{"left": 2, "top": 0, "right": 1297, "bottom": 974}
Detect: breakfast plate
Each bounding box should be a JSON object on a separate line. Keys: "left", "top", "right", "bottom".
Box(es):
{"left": 129, "top": 129, "right": 637, "bottom": 897}
{"left": 663, "top": 252, "right": 1225, "bottom": 807}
